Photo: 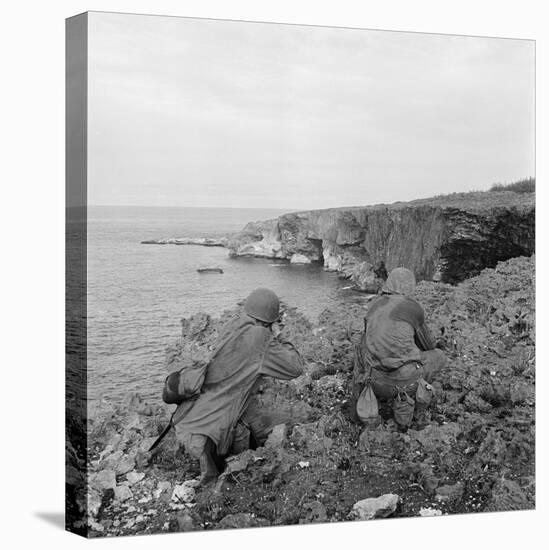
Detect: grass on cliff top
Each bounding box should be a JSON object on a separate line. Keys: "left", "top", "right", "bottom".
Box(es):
{"left": 286, "top": 178, "right": 535, "bottom": 216}
{"left": 386, "top": 178, "right": 535, "bottom": 211}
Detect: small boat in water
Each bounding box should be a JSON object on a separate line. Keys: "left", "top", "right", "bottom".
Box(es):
{"left": 197, "top": 267, "right": 224, "bottom": 274}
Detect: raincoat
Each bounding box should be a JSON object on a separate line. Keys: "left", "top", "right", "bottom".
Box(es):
{"left": 174, "top": 312, "right": 303, "bottom": 456}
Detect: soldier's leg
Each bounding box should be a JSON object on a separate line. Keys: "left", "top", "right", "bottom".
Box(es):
{"left": 186, "top": 434, "right": 219, "bottom": 484}
{"left": 229, "top": 422, "right": 251, "bottom": 455}
{"left": 240, "top": 401, "right": 288, "bottom": 447}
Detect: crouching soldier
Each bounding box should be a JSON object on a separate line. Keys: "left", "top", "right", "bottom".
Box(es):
{"left": 164, "top": 288, "right": 303, "bottom": 484}
{"left": 351, "top": 267, "right": 446, "bottom": 430}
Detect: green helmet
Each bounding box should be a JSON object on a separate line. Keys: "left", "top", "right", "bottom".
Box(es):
{"left": 244, "top": 288, "right": 280, "bottom": 323}
{"left": 382, "top": 267, "right": 416, "bottom": 296}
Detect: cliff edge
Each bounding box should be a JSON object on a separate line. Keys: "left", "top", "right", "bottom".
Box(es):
{"left": 228, "top": 191, "right": 535, "bottom": 289}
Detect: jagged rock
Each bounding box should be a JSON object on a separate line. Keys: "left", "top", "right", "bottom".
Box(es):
{"left": 436, "top": 482, "right": 464, "bottom": 504}
{"left": 265, "top": 424, "right": 287, "bottom": 448}
{"left": 222, "top": 450, "right": 259, "bottom": 476}
{"left": 350, "top": 261, "right": 385, "bottom": 293}
{"left": 114, "top": 484, "right": 133, "bottom": 503}
{"left": 90, "top": 469, "right": 116, "bottom": 492}
{"left": 290, "top": 422, "right": 333, "bottom": 452}
{"left": 217, "top": 513, "right": 270, "bottom": 529}
{"left": 350, "top": 494, "right": 400, "bottom": 520}
{"left": 419, "top": 507, "right": 442, "bottom": 517}
{"left": 485, "top": 478, "right": 533, "bottom": 512}
{"left": 126, "top": 471, "right": 145, "bottom": 485}
{"left": 87, "top": 490, "right": 103, "bottom": 517}
{"left": 417, "top": 465, "right": 439, "bottom": 494}
{"left": 100, "top": 451, "right": 135, "bottom": 476}
{"left": 171, "top": 480, "right": 200, "bottom": 504}
{"left": 154, "top": 481, "right": 172, "bottom": 499}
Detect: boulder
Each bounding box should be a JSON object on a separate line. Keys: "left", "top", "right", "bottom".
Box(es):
{"left": 265, "top": 424, "right": 287, "bottom": 449}
{"left": 115, "top": 454, "right": 136, "bottom": 476}
{"left": 171, "top": 480, "right": 200, "bottom": 504}
{"left": 114, "top": 484, "right": 133, "bottom": 503}
{"left": 350, "top": 494, "right": 400, "bottom": 520}
{"left": 154, "top": 480, "right": 172, "bottom": 499}
{"left": 126, "top": 471, "right": 145, "bottom": 486}
{"left": 90, "top": 469, "right": 116, "bottom": 492}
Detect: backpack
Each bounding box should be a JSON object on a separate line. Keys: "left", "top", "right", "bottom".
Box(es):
{"left": 356, "top": 382, "right": 379, "bottom": 423}
{"left": 162, "top": 359, "right": 208, "bottom": 405}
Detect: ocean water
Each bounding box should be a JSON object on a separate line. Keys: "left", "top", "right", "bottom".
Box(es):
{"left": 87, "top": 206, "right": 346, "bottom": 405}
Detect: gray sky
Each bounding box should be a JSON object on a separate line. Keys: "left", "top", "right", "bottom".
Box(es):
{"left": 88, "top": 12, "right": 534, "bottom": 210}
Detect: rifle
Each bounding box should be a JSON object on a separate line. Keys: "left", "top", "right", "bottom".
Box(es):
{"left": 148, "top": 399, "right": 196, "bottom": 452}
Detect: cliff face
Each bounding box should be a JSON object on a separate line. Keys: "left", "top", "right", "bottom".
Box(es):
{"left": 228, "top": 192, "right": 535, "bottom": 289}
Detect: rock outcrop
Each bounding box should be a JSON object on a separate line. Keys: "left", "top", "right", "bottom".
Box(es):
{"left": 141, "top": 237, "right": 228, "bottom": 247}
{"left": 228, "top": 191, "right": 534, "bottom": 289}
{"left": 79, "top": 256, "right": 534, "bottom": 537}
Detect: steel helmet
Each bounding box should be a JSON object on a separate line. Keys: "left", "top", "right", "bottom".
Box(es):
{"left": 382, "top": 267, "right": 416, "bottom": 296}
{"left": 244, "top": 288, "right": 280, "bottom": 323}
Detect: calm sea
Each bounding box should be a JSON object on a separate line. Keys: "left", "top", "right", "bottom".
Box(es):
{"left": 87, "top": 206, "right": 346, "bottom": 405}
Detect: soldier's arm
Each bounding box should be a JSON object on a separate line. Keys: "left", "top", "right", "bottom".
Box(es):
{"left": 260, "top": 336, "right": 304, "bottom": 380}
{"left": 414, "top": 319, "right": 436, "bottom": 351}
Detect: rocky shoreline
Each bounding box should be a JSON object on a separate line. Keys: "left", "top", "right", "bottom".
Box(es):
{"left": 68, "top": 254, "right": 535, "bottom": 537}
{"left": 141, "top": 237, "right": 228, "bottom": 247}
{"left": 140, "top": 190, "right": 534, "bottom": 293}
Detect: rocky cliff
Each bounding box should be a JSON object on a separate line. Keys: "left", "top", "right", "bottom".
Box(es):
{"left": 79, "top": 256, "right": 535, "bottom": 537}
{"left": 228, "top": 191, "right": 535, "bottom": 289}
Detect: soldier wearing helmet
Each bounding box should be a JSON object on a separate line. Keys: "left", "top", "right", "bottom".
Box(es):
{"left": 173, "top": 288, "right": 303, "bottom": 483}
{"left": 351, "top": 267, "right": 447, "bottom": 429}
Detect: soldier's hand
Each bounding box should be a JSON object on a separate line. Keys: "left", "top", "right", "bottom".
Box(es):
{"left": 272, "top": 322, "right": 284, "bottom": 338}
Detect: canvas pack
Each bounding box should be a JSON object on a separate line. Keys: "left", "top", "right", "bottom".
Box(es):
{"left": 66, "top": 11, "right": 535, "bottom": 538}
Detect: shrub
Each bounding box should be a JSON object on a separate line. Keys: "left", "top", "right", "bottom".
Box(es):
{"left": 490, "top": 178, "right": 535, "bottom": 194}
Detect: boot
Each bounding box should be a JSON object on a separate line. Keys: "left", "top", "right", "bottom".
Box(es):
{"left": 198, "top": 439, "right": 219, "bottom": 485}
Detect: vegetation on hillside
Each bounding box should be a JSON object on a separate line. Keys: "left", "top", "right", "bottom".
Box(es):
{"left": 490, "top": 177, "right": 535, "bottom": 194}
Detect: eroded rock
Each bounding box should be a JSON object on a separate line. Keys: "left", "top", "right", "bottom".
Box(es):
{"left": 350, "top": 494, "right": 400, "bottom": 520}
{"left": 265, "top": 424, "right": 287, "bottom": 449}
{"left": 90, "top": 469, "right": 116, "bottom": 492}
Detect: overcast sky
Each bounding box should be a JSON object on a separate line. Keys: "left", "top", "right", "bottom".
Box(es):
{"left": 88, "top": 12, "right": 534, "bottom": 210}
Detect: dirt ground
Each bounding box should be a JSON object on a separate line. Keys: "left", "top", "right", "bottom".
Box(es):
{"left": 74, "top": 255, "right": 535, "bottom": 537}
